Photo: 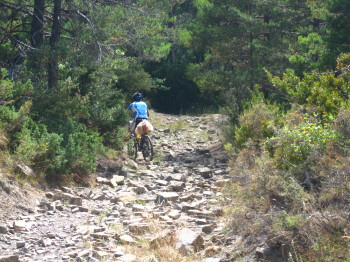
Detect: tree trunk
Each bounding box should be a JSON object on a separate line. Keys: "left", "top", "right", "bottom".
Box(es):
{"left": 48, "top": 0, "right": 61, "bottom": 89}
{"left": 29, "top": 0, "right": 45, "bottom": 84}
{"left": 248, "top": 3, "right": 254, "bottom": 90}
{"left": 30, "top": 0, "right": 45, "bottom": 48}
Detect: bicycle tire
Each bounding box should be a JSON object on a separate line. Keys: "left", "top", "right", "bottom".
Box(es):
{"left": 127, "top": 138, "right": 138, "bottom": 160}
{"left": 141, "top": 135, "right": 154, "bottom": 161}
{"left": 133, "top": 139, "right": 138, "bottom": 160}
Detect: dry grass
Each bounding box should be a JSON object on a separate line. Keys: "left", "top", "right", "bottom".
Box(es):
{"left": 222, "top": 140, "right": 350, "bottom": 261}
{"left": 120, "top": 221, "right": 202, "bottom": 262}
{"left": 125, "top": 244, "right": 202, "bottom": 262}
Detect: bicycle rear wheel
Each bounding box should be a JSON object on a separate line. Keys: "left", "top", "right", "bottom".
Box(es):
{"left": 141, "top": 136, "right": 154, "bottom": 161}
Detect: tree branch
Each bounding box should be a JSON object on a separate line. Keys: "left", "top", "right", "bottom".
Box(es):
{"left": 0, "top": 26, "right": 34, "bottom": 51}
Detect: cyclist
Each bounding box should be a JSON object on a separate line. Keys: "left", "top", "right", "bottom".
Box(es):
{"left": 127, "top": 92, "right": 149, "bottom": 142}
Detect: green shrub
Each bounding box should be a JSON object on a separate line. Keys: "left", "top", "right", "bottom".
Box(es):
{"left": 273, "top": 213, "right": 306, "bottom": 231}
{"left": 0, "top": 68, "right": 14, "bottom": 101}
{"left": 0, "top": 71, "right": 33, "bottom": 131}
{"left": 268, "top": 55, "right": 350, "bottom": 116}
{"left": 13, "top": 119, "right": 64, "bottom": 170}
{"left": 267, "top": 112, "right": 337, "bottom": 170}
{"left": 65, "top": 127, "right": 104, "bottom": 173}
{"left": 234, "top": 96, "right": 279, "bottom": 148}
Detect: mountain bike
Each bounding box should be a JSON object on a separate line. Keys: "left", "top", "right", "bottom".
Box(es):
{"left": 127, "top": 133, "right": 154, "bottom": 161}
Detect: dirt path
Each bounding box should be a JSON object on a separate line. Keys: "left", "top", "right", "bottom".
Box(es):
{"left": 0, "top": 112, "right": 237, "bottom": 262}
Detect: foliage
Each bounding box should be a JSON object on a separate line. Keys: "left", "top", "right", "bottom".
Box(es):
{"left": 224, "top": 55, "right": 350, "bottom": 260}
{"left": 234, "top": 95, "right": 279, "bottom": 148}
{"left": 326, "top": 0, "right": 350, "bottom": 65}
{"left": 181, "top": 0, "right": 313, "bottom": 114}
{"left": 268, "top": 62, "right": 350, "bottom": 116}
{"left": 267, "top": 112, "right": 338, "bottom": 169}
{"left": 289, "top": 33, "right": 329, "bottom": 75}
{"left": 1, "top": 0, "right": 350, "bottom": 259}
{"left": 64, "top": 120, "right": 104, "bottom": 174}
{"left": 14, "top": 121, "right": 65, "bottom": 172}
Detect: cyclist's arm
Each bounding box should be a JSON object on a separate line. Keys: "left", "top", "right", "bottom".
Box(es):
{"left": 127, "top": 103, "right": 135, "bottom": 118}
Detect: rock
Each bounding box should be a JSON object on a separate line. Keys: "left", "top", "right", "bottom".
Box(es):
{"left": 45, "top": 192, "right": 54, "bottom": 198}
{"left": 89, "top": 257, "right": 100, "bottom": 262}
{"left": 0, "top": 255, "right": 19, "bottom": 262}
{"left": 187, "top": 209, "right": 214, "bottom": 218}
{"left": 107, "top": 161, "right": 122, "bottom": 172}
{"left": 169, "top": 181, "right": 186, "bottom": 191}
{"left": 0, "top": 225, "right": 8, "bottom": 234}
{"left": 165, "top": 173, "right": 186, "bottom": 182}
{"left": 90, "top": 232, "right": 111, "bottom": 239}
{"left": 77, "top": 249, "right": 90, "bottom": 258}
{"left": 110, "top": 176, "right": 125, "bottom": 187}
{"left": 132, "top": 204, "right": 147, "bottom": 212}
{"left": 79, "top": 188, "right": 92, "bottom": 199}
{"left": 150, "top": 230, "right": 173, "bottom": 248}
{"left": 92, "top": 226, "right": 105, "bottom": 233}
{"left": 179, "top": 194, "right": 195, "bottom": 202}
{"left": 211, "top": 207, "right": 224, "bottom": 216}
{"left": 114, "top": 246, "right": 126, "bottom": 257}
{"left": 202, "top": 224, "right": 216, "bottom": 234}
{"left": 132, "top": 185, "right": 147, "bottom": 194}
{"left": 96, "top": 177, "right": 110, "bottom": 185}
{"left": 196, "top": 167, "right": 213, "bottom": 178}
{"left": 53, "top": 191, "right": 83, "bottom": 206}
{"left": 16, "top": 241, "right": 25, "bottom": 248}
{"left": 168, "top": 210, "right": 181, "bottom": 219}
{"left": 255, "top": 246, "right": 290, "bottom": 262}
{"left": 13, "top": 220, "right": 29, "bottom": 232}
{"left": 155, "top": 179, "right": 168, "bottom": 186}
{"left": 113, "top": 192, "right": 137, "bottom": 203}
{"left": 92, "top": 250, "right": 109, "bottom": 260}
{"left": 197, "top": 149, "right": 210, "bottom": 155}
{"left": 155, "top": 192, "right": 179, "bottom": 204}
{"left": 181, "top": 204, "right": 192, "bottom": 212}
{"left": 46, "top": 232, "right": 56, "bottom": 238}
{"left": 39, "top": 238, "right": 53, "bottom": 247}
{"left": 120, "top": 234, "right": 137, "bottom": 245}
{"left": 196, "top": 218, "right": 208, "bottom": 225}
{"left": 15, "top": 163, "right": 36, "bottom": 177}
{"left": 116, "top": 254, "right": 137, "bottom": 262}
{"left": 128, "top": 223, "right": 149, "bottom": 234}
{"left": 78, "top": 206, "right": 89, "bottom": 212}
{"left": 125, "top": 160, "right": 138, "bottom": 170}
{"left": 60, "top": 186, "right": 74, "bottom": 194}
{"left": 175, "top": 228, "right": 204, "bottom": 254}
{"left": 92, "top": 193, "right": 105, "bottom": 201}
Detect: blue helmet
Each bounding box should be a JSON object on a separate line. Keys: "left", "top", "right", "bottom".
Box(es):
{"left": 132, "top": 92, "right": 142, "bottom": 101}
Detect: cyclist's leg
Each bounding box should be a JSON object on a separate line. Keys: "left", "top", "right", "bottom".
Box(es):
{"left": 134, "top": 119, "right": 143, "bottom": 143}
{"left": 129, "top": 119, "right": 136, "bottom": 133}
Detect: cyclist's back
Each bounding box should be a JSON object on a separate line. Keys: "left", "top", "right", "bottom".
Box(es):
{"left": 128, "top": 100, "right": 148, "bottom": 120}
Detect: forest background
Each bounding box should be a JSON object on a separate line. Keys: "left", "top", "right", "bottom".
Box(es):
{"left": 0, "top": 0, "right": 349, "bottom": 260}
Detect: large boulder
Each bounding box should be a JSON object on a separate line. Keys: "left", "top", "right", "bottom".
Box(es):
{"left": 175, "top": 228, "right": 204, "bottom": 254}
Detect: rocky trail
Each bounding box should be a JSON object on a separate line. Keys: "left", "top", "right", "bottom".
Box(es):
{"left": 0, "top": 113, "right": 239, "bottom": 262}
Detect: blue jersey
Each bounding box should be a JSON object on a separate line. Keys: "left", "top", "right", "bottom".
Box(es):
{"left": 127, "top": 101, "right": 148, "bottom": 119}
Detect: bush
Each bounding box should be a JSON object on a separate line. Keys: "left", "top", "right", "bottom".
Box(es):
{"left": 14, "top": 121, "right": 65, "bottom": 173}
{"left": 234, "top": 95, "right": 279, "bottom": 148}
{"left": 268, "top": 55, "right": 350, "bottom": 116}
{"left": 266, "top": 112, "right": 337, "bottom": 170}
{"left": 65, "top": 123, "right": 104, "bottom": 173}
